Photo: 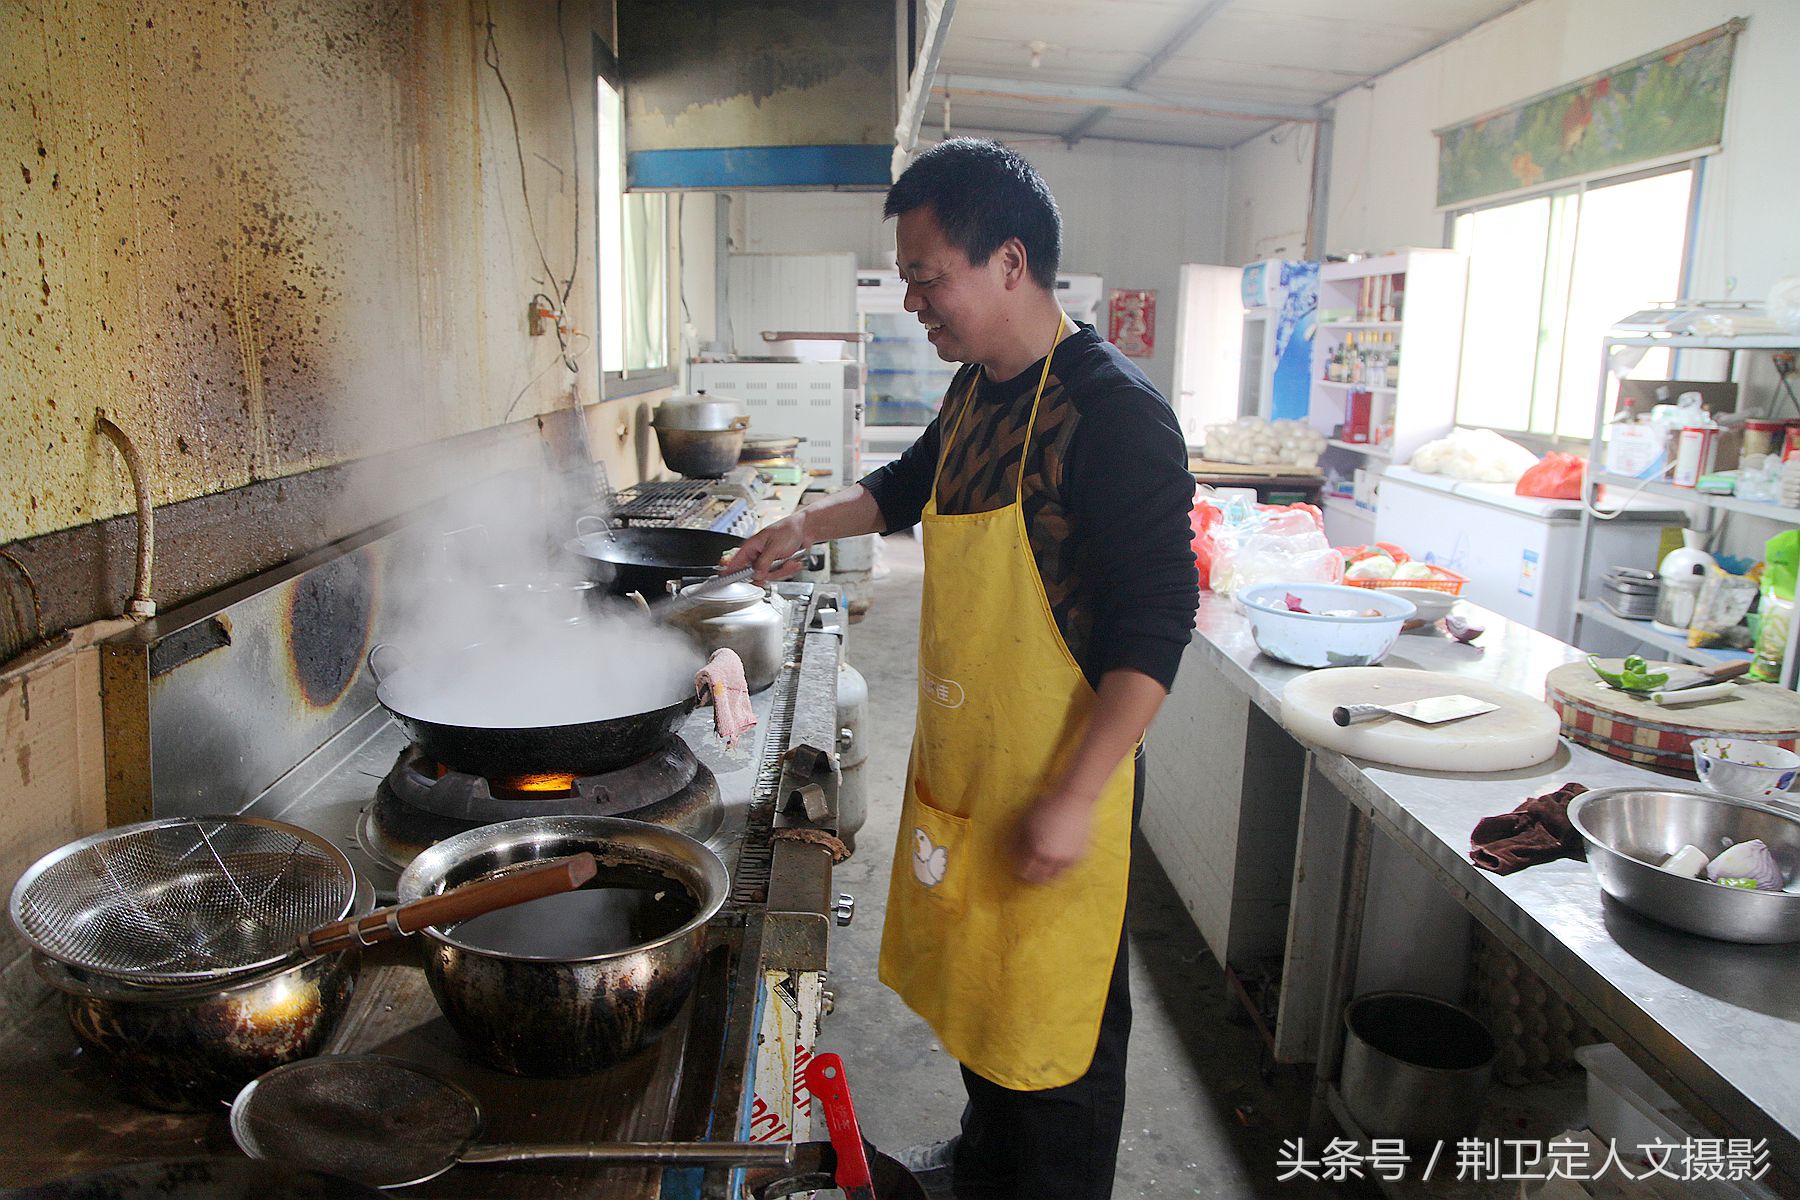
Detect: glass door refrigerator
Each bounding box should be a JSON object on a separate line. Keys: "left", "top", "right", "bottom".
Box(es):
{"left": 856, "top": 270, "right": 1103, "bottom": 470}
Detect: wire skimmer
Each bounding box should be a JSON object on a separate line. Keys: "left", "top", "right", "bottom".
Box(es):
{"left": 9, "top": 816, "right": 357, "bottom": 986}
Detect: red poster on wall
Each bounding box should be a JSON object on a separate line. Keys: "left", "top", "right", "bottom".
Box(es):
{"left": 1107, "top": 289, "right": 1156, "bottom": 358}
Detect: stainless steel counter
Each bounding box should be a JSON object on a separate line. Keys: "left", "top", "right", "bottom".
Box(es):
{"left": 1182, "top": 592, "right": 1800, "bottom": 1186}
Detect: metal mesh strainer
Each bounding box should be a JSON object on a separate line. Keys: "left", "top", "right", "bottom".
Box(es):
{"left": 231, "top": 1055, "right": 484, "bottom": 1189}
{"left": 9, "top": 815, "right": 356, "bottom": 986}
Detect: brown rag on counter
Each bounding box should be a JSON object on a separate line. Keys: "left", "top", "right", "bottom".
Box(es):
{"left": 696, "top": 648, "right": 757, "bottom": 749}
{"left": 1469, "top": 782, "right": 1589, "bottom": 874}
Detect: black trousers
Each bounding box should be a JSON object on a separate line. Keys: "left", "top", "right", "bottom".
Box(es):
{"left": 949, "top": 750, "right": 1142, "bottom": 1200}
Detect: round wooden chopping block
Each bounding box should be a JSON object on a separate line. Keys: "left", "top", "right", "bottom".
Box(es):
{"left": 1544, "top": 660, "right": 1800, "bottom": 776}
{"left": 1281, "top": 668, "right": 1562, "bottom": 772}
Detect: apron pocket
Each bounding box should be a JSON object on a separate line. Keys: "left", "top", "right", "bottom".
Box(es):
{"left": 901, "top": 791, "right": 971, "bottom": 910}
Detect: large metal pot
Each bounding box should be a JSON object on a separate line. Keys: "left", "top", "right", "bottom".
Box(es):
{"left": 653, "top": 394, "right": 746, "bottom": 431}
{"left": 564, "top": 523, "right": 747, "bottom": 597}
{"left": 1339, "top": 991, "right": 1495, "bottom": 1143}
{"left": 35, "top": 940, "right": 363, "bottom": 1112}
{"left": 654, "top": 396, "right": 749, "bottom": 477}
{"left": 664, "top": 580, "right": 786, "bottom": 691}
{"left": 396, "top": 816, "right": 729, "bottom": 1077}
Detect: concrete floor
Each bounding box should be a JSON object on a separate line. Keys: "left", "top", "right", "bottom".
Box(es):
{"left": 820, "top": 531, "right": 1354, "bottom": 1199}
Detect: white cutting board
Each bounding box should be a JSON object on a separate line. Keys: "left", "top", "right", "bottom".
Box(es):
{"left": 1281, "top": 667, "right": 1562, "bottom": 772}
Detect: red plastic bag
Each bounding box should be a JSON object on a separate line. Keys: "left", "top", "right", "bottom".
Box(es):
{"left": 1515, "top": 452, "right": 1586, "bottom": 500}
{"left": 1191, "top": 501, "right": 1222, "bottom": 590}
{"left": 1257, "top": 501, "right": 1324, "bottom": 533}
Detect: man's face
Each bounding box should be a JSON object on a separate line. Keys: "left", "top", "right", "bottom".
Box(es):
{"left": 895, "top": 206, "right": 1008, "bottom": 367}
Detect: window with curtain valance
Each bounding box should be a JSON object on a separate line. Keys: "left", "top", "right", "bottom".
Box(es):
{"left": 1434, "top": 20, "right": 1742, "bottom": 210}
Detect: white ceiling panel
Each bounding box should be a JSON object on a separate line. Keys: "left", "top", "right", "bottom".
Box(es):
{"left": 921, "top": 0, "right": 1524, "bottom": 148}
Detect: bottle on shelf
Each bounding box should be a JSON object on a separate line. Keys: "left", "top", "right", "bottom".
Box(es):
{"left": 1349, "top": 334, "right": 1364, "bottom": 385}
{"left": 1388, "top": 339, "right": 1401, "bottom": 388}
{"left": 1388, "top": 274, "right": 1405, "bottom": 322}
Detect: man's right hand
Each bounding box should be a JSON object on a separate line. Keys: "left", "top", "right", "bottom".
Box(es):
{"left": 719, "top": 511, "right": 812, "bottom": 583}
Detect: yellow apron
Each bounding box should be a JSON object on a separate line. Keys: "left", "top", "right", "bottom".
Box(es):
{"left": 877, "top": 318, "right": 1136, "bottom": 1091}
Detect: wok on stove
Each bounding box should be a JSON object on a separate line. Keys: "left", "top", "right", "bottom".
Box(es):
{"left": 563, "top": 523, "right": 747, "bottom": 596}
{"left": 367, "top": 642, "right": 698, "bottom": 778}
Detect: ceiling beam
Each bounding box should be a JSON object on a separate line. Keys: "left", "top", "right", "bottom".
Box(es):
{"left": 934, "top": 74, "right": 1322, "bottom": 125}
{"left": 1063, "top": 0, "right": 1232, "bottom": 146}
{"left": 893, "top": 0, "right": 958, "bottom": 179}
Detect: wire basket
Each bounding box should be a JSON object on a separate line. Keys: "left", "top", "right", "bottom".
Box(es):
{"left": 9, "top": 816, "right": 357, "bottom": 986}
{"left": 1345, "top": 564, "right": 1468, "bottom": 595}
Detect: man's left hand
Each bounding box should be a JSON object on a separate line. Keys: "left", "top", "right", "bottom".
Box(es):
{"left": 1012, "top": 789, "right": 1096, "bottom": 885}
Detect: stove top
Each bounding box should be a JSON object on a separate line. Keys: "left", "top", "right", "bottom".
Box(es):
{"left": 246, "top": 665, "right": 774, "bottom": 899}
{"left": 358, "top": 735, "right": 723, "bottom": 873}
{"left": 75, "top": 504, "right": 849, "bottom": 1195}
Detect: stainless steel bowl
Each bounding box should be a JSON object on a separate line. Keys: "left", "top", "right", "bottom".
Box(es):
{"left": 396, "top": 816, "right": 729, "bottom": 1076}
{"left": 1567, "top": 786, "right": 1800, "bottom": 944}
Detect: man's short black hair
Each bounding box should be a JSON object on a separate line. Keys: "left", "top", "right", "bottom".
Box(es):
{"left": 885, "top": 138, "right": 1062, "bottom": 290}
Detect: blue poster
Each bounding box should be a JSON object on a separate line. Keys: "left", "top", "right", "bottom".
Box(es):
{"left": 1270, "top": 261, "right": 1319, "bottom": 423}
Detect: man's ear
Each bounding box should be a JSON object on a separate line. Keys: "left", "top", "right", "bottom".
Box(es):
{"left": 998, "top": 237, "right": 1030, "bottom": 291}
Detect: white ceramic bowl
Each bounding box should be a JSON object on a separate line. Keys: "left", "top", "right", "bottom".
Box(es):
{"left": 1692, "top": 737, "right": 1800, "bottom": 802}
{"left": 1238, "top": 582, "right": 1415, "bottom": 669}
{"left": 1384, "top": 586, "right": 1457, "bottom": 632}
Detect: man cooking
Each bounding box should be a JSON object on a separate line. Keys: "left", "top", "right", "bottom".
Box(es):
{"left": 720, "top": 137, "right": 1199, "bottom": 1200}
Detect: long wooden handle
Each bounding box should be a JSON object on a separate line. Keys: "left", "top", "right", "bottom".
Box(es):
{"left": 1707, "top": 660, "right": 1752, "bottom": 683}
{"left": 300, "top": 853, "right": 598, "bottom": 956}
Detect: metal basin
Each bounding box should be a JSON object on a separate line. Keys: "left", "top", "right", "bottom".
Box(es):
{"left": 396, "top": 816, "right": 729, "bottom": 1077}
{"left": 1568, "top": 786, "right": 1800, "bottom": 944}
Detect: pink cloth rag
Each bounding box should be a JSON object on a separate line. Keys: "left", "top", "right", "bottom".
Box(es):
{"left": 696, "top": 648, "right": 757, "bottom": 748}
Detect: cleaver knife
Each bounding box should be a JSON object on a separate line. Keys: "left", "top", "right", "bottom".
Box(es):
{"left": 1332, "top": 694, "right": 1499, "bottom": 727}
{"left": 1651, "top": 659, "right": 1750, "bottom": 692}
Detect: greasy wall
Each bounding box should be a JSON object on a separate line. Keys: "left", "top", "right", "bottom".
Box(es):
{"left": 0, "top": 0, "right": 650, "bottom": 636}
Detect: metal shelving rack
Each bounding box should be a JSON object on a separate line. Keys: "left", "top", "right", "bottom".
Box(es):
{"left": 1571, "top": 328, "right": 1800, "bottom": 687}
{"left": 1309, "top": 250, "right": 1468, "bottom": 548}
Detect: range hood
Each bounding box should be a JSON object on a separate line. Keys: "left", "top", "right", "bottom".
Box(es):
{"left": 619, "top": 0, "right": 908, "bottom": 191}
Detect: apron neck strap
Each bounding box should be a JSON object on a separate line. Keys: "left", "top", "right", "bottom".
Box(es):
{"left": 931, "top": 312, "right": 1067, "bottom": 506}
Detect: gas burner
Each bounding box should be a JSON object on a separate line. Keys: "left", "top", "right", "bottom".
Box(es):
{"left": 358, "top": 736, "right": 721, "bottom": 869}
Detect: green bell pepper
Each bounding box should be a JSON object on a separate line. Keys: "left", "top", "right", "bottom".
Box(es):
{"left": 1586, "top": 654, "right": 1669, "bottom": 694}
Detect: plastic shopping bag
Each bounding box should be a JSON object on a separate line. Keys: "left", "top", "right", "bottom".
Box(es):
{"left": 1515, "top": 452, "right": 1586, "bottom": 500}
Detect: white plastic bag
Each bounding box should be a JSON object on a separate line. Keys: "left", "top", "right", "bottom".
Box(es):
{"left": 1408, "top": 427, "right": 1541, "bottom": 483}
{"left": 1211, "top": 509, "right": 1344, "bottom": 596}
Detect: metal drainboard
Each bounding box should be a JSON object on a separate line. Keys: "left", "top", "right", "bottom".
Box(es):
{"left": 611, "top": 481, "right": 712, "bottom": 525}
{"left": 730, "top": 596, "right": 810, "bottom": 907}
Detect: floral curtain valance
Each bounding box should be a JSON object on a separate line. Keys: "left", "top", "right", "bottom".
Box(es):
{"left": 1435, "top": 20, "right": 1741, "bottom": 209}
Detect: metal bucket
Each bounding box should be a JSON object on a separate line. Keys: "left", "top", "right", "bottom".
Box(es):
{"left": 396, "top": 816, "right": 729, "bottom": 1077}
{"left": 1339, "top": 991, "right": 1495, "bottom": 1143}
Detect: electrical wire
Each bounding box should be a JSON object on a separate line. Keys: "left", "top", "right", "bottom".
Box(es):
{"left": 1583, "top": 467, "right": 1672, "bottom": 521}
{"left": 505, "top": 332, "right": 593, "bottom": 420}
{"left": 484, "top": 1, "right": 583, "bottom": 380}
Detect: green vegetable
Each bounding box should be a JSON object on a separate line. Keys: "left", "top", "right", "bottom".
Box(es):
{"left": 1752, "top": 531, "right": 1798, "bottom": 681}
{"left": 1587, "top": 654, "right": 1670, "bottom": 693}
{"left": 1717, "top": 877, "right": 1760, "bottom": 890}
